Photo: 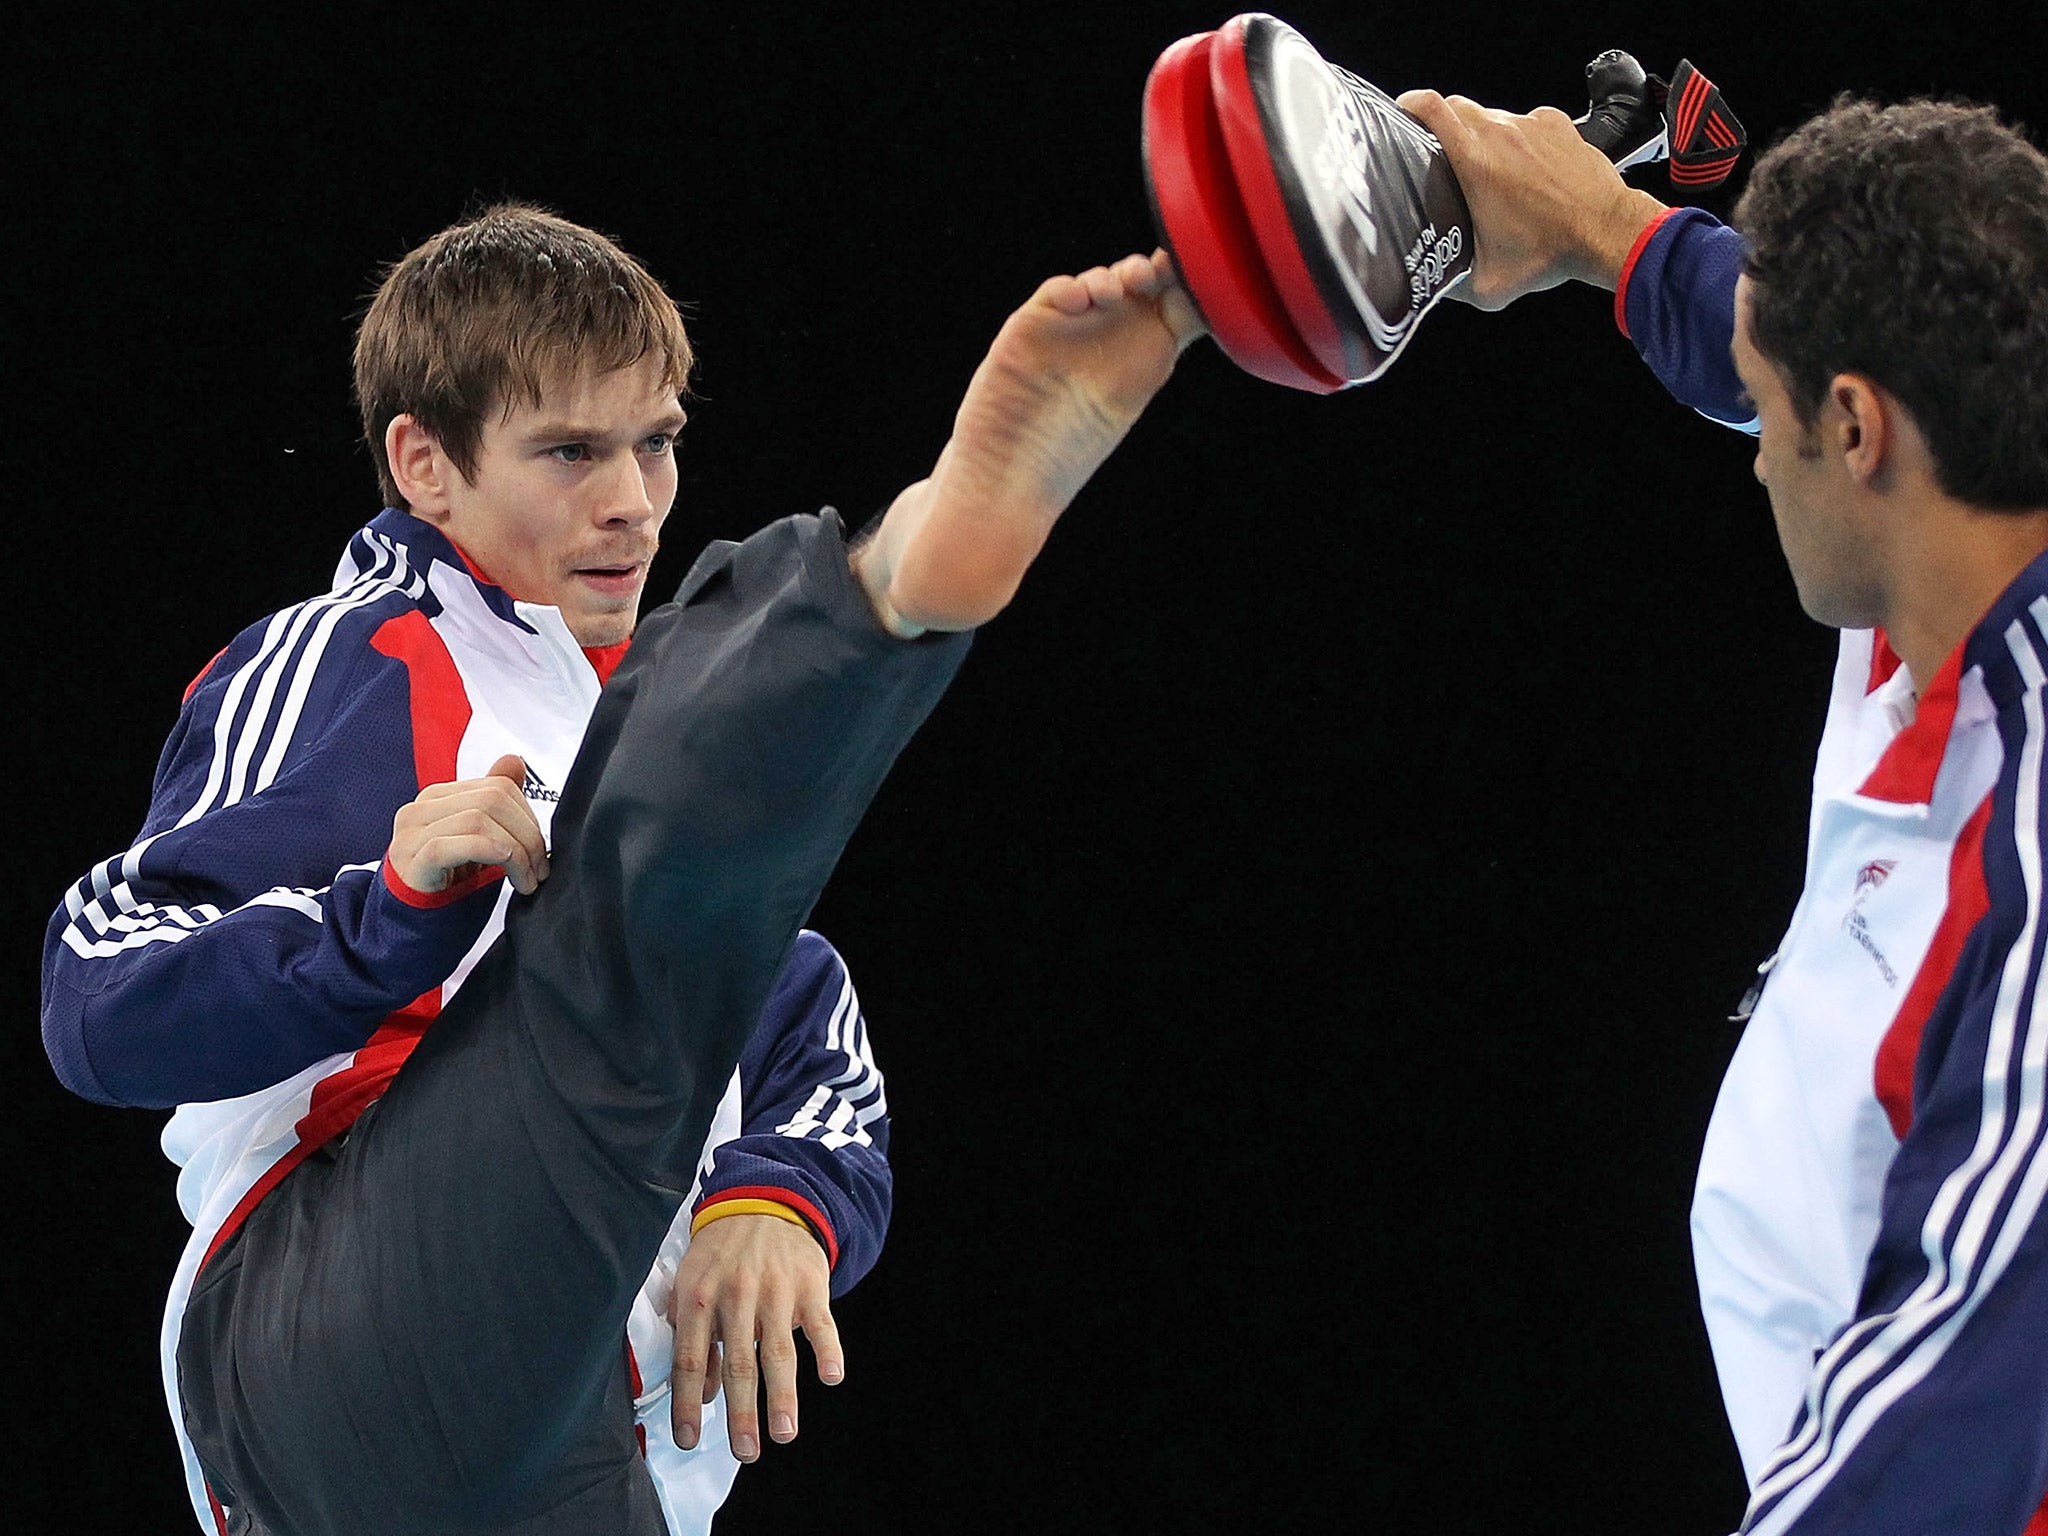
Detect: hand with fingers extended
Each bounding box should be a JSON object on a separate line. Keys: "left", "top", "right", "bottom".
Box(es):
{"left": 386, "top": 753, "right": 550, "bottom": 898}
{"left": 1396, "top": 90, "right": 1671, "bottom": 309}
{"left": 667, "top": 1212, "right": 842, "bottom": 1463}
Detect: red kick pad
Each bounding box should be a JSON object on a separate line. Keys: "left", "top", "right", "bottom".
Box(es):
{"left": 1206, "top": 12, "right": 1358, "bottom": 385}
{"left": 1141, "top": 28, "right": 1343, "bottom": 394}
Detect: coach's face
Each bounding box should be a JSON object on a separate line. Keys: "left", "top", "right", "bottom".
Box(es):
{"left": 405, "top": 357, "right": 686, "bottom": 647}
{"left": 1732, "top": 276, "right": 1884, "bottom": 631}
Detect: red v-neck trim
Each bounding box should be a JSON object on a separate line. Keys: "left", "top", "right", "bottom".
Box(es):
{"left": 1858, "top": 638, "right": 1964, "bottom": 805}
{"left": 444, "top": 536, "right": 630, "bottom": 683}
{"left": 1867, "top": 628, "right": 1906, "bottom": 693}
{"left": 583, "top": 640, "right": 631, "bottom": 686}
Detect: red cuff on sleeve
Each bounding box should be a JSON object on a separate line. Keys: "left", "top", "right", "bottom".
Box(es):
{"left": 381, "top": 854, "right": 503, "bottom": 910}
{"left": 1614, "top": 206, "right": 1682, "bottom": 340}
{"left": 694, "top": 1183, "right": 841, "bottom": 1269}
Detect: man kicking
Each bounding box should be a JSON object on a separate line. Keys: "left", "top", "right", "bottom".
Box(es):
{"left": 41, "top": 204, "right": 1200, "bottom": 1534}
{"left": 1400, "top": 85, "right": 2048, "bottom": 1533}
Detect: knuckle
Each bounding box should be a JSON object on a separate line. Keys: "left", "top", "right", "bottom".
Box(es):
{"left": 723, "top": 1348, "right": 761, "bottom": 1383}
{"left": 758, "top": 1336, "right": 798, "bottom": 1367}
{"left": 679, "top": 1280, "right": 718, "bottom": 1315}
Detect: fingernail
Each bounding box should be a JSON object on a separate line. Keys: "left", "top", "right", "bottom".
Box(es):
{"left": 677, "top": 1424, "right": 698, "bottom": 1450}
{"left": 735, "top": 1434, "right": 758, "bottom": 1460}
{"left": 820, "top": 1363, "right": 843, "bottom": 1384}
{"left": 771, "top": 1412, "right": 794, "bottom": 1440}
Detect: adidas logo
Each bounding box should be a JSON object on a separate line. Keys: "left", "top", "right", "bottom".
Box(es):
{"left": 522, "top": 765, "right": 561, "bottom": 804}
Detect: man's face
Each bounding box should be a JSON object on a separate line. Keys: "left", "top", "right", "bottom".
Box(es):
{"left": 432, "top": 356, "right": 686, "bottom": 647}
{"left": 1731, "top": 275, "right": 1884, "bottom": 631}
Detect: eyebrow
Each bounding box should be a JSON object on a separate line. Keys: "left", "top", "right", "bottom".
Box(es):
{"left": 517, "top": 408, "right": 689, "bottom": 444}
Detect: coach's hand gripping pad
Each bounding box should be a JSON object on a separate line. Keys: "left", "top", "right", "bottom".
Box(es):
{"left": 1141, "top": 28, "right": 1346, "bottom": 393}
{"left": 1144, "top": 16, "right": 1742, "bottom": 390}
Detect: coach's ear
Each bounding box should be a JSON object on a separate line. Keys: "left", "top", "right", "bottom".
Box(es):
{"left": 1830, "top": 372, "right": 1900, "bottom": 491}
{"left": 386, "top": 415, "right": 457, "bottom": 525}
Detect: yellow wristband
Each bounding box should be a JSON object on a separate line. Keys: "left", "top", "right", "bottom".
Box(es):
{"left": 690, "top": 1198, "right": 808, "bottom": 1237}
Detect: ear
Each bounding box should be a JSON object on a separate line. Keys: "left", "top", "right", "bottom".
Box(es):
{"left": 386, "top": 415, "right": 456, "bottom": 524}
{"left": 1829, "top": 374, "right": 1896, "bottom": 488}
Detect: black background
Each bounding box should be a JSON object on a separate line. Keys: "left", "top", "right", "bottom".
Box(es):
{"left": 17, "top": 3, "right": 2048, "bottom": 1531}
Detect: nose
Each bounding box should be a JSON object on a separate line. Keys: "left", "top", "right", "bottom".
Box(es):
{"left": 597, "top": 452, "right": 658, "bottom": 528}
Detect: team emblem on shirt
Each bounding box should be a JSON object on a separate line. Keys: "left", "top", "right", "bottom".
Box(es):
{"left": 1842, "top": 859, "right": 1900, "bottom": 985}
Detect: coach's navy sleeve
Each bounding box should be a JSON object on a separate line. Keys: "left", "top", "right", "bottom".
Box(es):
{"left": 41, "top": 608, "right": 498, "bottom": 1109}
{"left": 1616, "top": 206, "right": 1758, "bottom": 433}
{"left": 694, "top": 930, "right": 892, "bottom": 1295}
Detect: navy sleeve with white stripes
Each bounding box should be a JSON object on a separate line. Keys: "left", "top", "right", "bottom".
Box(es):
{"left": 1737, "top": 606, "right": 2048, "bottom": 1534}
{"left": 699, "top": 930, "right": 892, "bottom": 1296}
{"left": 41, "top": 596, "right": 497, "bottom": 1109}
{"left": 1617, "top": 206, "right": 1759, "bottom": 434}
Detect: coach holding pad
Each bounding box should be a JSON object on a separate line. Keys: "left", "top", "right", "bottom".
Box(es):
{"left": 40, "top": 207, "right": 1201, "bottom": 1536}
{"left": 1401, "top": 84, "right": 2048, "bottom": 1534}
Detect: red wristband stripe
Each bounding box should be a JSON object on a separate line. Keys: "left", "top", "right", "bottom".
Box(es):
{"left": 695, "top": 1184, "right": 840, "bottom": 1269}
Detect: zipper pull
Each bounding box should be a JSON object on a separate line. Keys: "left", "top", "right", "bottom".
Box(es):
{"left": 1730, "top": 949, "right": 1780, "bottom": 1023}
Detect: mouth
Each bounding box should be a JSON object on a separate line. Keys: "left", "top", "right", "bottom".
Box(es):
{"left": 571, "top": 562, "right": 646, "bottom": 598}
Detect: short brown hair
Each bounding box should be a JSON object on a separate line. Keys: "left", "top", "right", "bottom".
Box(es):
{"left": 1734, "top": 97, "right": 2048, "bottom": 510}
{"left": 353, "top": 203, "right": 694, "bottom": 509}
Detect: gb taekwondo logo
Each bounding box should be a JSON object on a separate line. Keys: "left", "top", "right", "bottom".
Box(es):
{"left": 522, "top": 764, "right": 560, "bottom": 804}
{"left": 1842, "top": 859, "right": 1899, "bottom": 986}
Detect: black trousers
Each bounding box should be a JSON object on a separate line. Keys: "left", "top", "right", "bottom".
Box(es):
{"left": 177, "top": 511, "right": 969, "bottom": 1535}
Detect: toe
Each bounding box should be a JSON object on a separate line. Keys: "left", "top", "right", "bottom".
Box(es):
{"left": 1116, "top": 252, "right": 1159, "bottom": 297}
{"left": 1079, "top": 264, "right": 1121, "bottom": 308}
{"left": 1035, "top": 273, "right": 1092, "bottom": 315}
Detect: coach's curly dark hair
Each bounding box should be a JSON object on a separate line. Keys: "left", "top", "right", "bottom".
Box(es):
{"left": 1734, "top": 95, "right": 2048, "bottom": 510}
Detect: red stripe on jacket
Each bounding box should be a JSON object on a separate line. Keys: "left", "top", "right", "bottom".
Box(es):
{"left": 197, "top": 612, "right": 476, "bottom": 1274}
{"left": 1874, "top": 795, "right": 1994, "bottom": 1138}
{"left": 369, "top": 610, "right": 472, "bottom": 787}
{"left": 183, "top": 647, "right": 230, "bottom": 704}
{"left": 1859, "top": 642, "right": 1963, "bottom": 805}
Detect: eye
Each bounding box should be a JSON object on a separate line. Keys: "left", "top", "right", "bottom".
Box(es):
{"left": 640, "top": 431, "right": 677, "bottom": 456}
{"left": 547, "top": 443, "right": 590, "bottom": 464}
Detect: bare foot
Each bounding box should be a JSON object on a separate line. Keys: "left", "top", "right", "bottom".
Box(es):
{"left": 856, "top": 250, "right": 1205, "bottom": 635}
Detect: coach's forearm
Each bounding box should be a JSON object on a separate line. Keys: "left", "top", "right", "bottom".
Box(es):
{"left": 1578, "top": 187, "right": 1672, "bottom": 290}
